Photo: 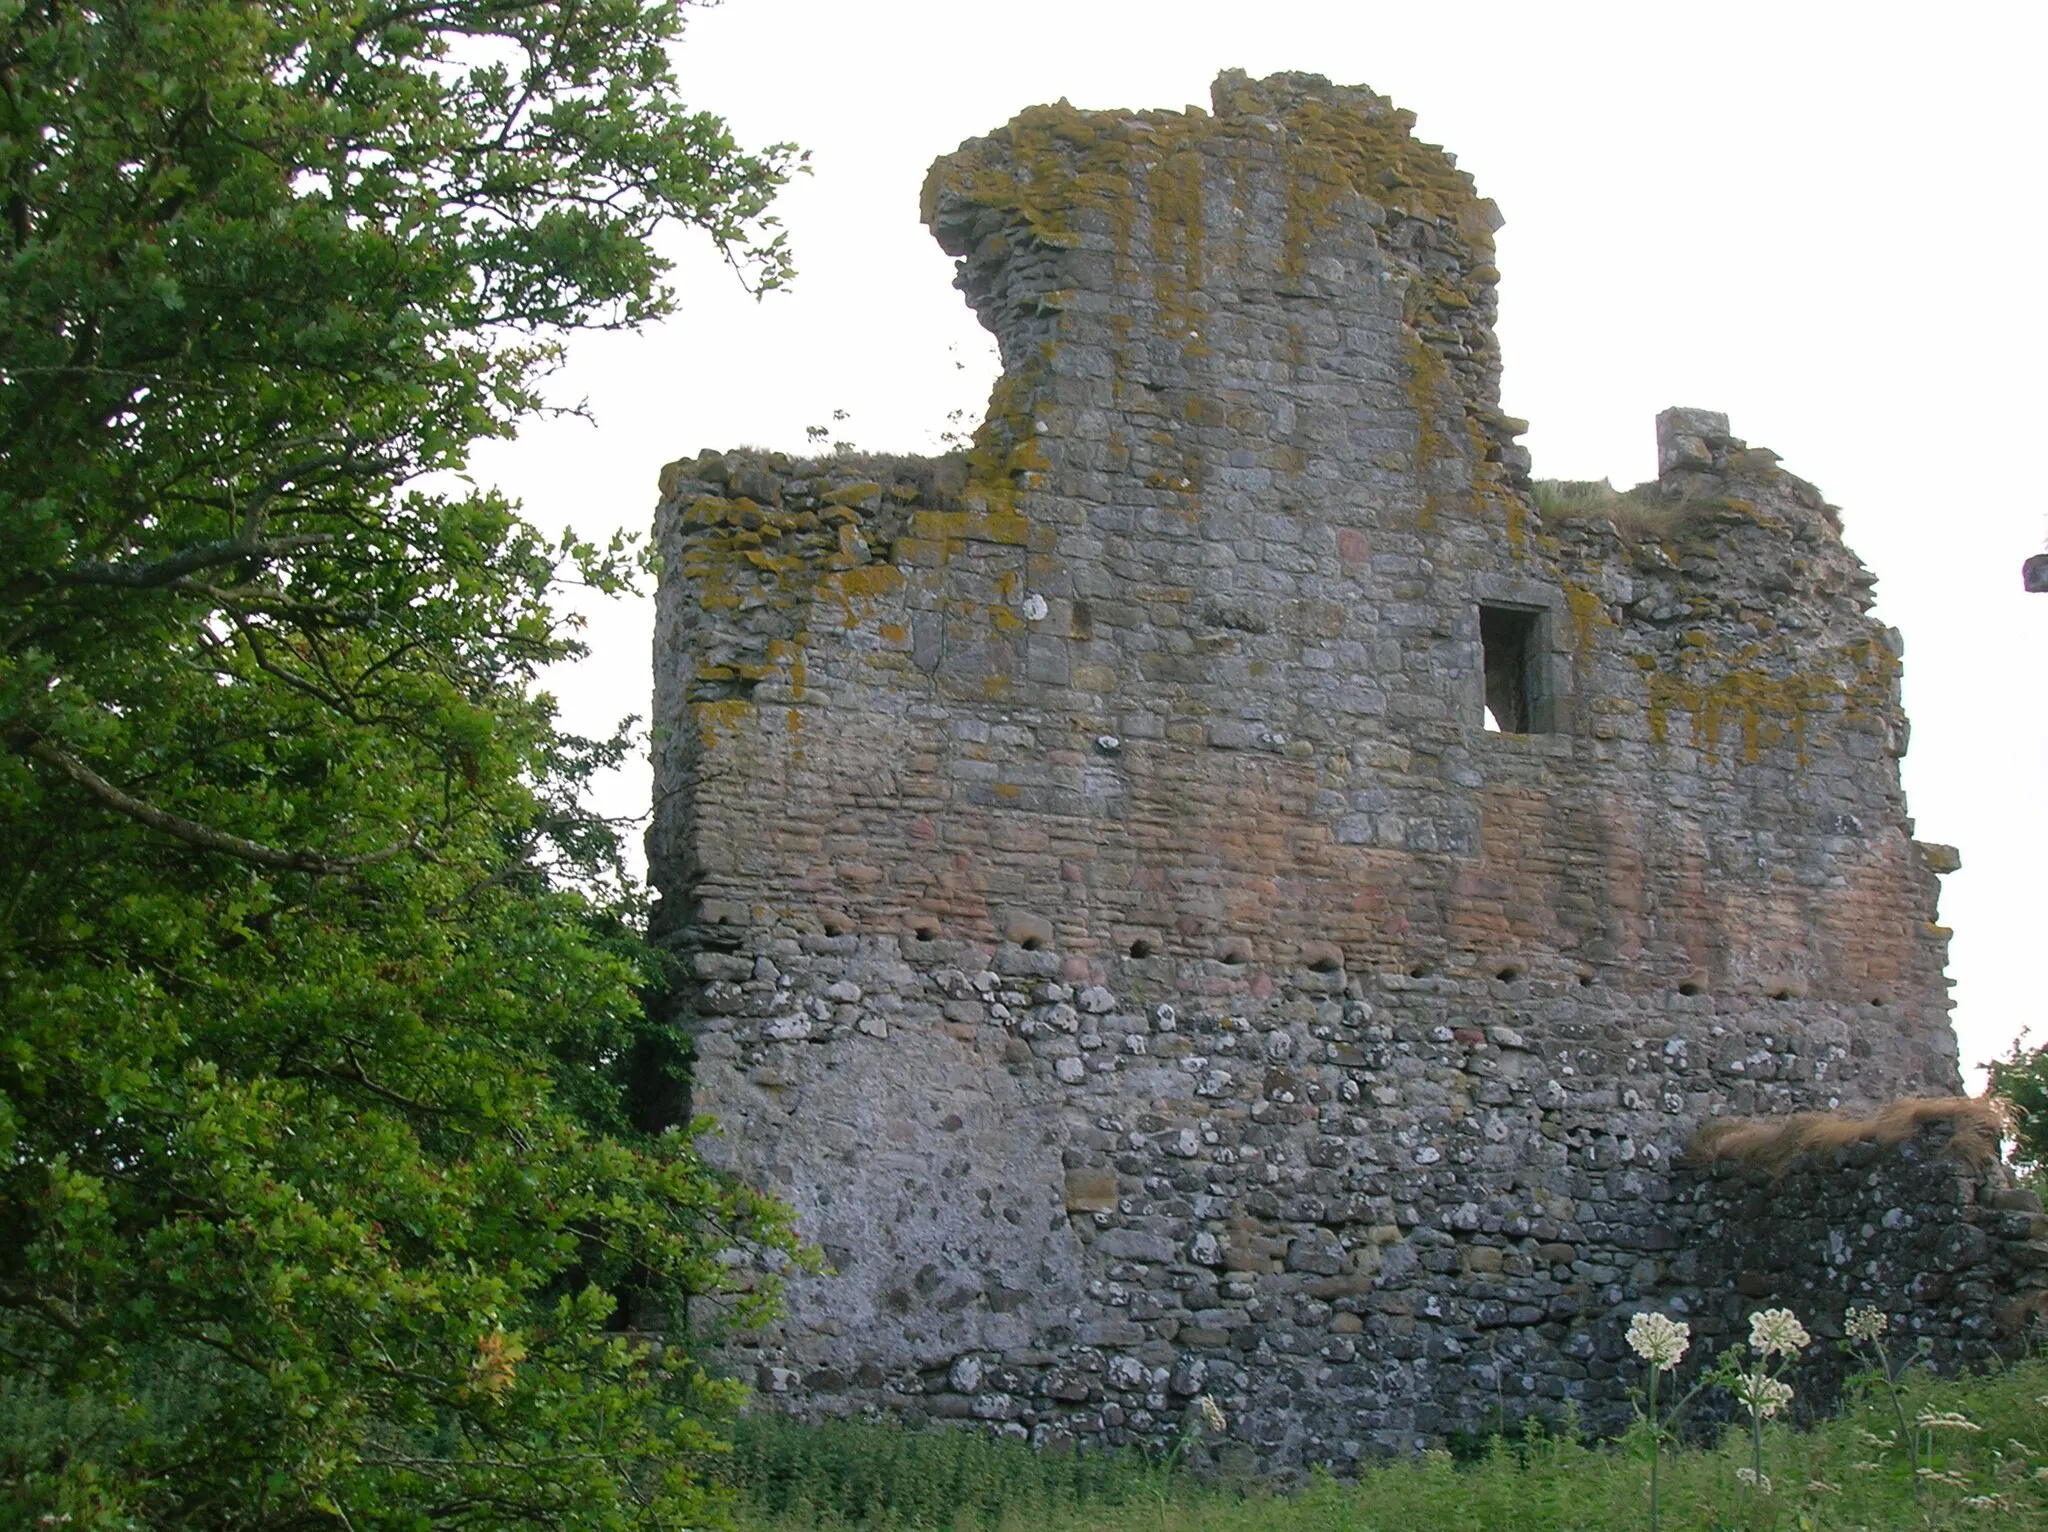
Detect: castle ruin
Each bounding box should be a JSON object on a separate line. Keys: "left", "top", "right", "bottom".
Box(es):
{"left": 647, "top": 72, "right": 2037, "bottom": 1463}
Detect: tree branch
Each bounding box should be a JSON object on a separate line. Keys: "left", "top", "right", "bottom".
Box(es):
{"left": 174, "top": 576, "right": 374, "bottom": 624}
{"left": 19, "top": 737, "right": 419, "bottom": 875}
{"left": 57, "top": 533, "right": 334, "bottom": 591}
{"left": 0, "top": 1281, "right": 87, "bottom": 1338}
{"left": 277, "top": 1044, "right": 459, "bottom": 1119}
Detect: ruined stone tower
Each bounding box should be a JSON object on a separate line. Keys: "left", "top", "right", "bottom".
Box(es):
{"left": 648, "top": 72, "right": 1970, "bottom": 1462}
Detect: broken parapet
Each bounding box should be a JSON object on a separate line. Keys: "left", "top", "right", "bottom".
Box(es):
{"left": 648, "top": 72, "right": 1976, "bottom": 1466}
{"left": 1656, "top": 407, "right": 1731, "bottom": 476}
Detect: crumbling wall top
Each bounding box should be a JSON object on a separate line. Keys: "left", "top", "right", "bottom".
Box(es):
{"left": 921, "top": 69, "right": 1501, "bottom": 259}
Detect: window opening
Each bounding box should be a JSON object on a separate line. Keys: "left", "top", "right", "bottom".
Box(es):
{"left": 1479, "top": 604, "right": 1543, "bottom": 733}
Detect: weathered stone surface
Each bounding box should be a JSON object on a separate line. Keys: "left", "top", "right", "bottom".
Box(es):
{"left": 1063, "top": 1168, "right": 1119, "bottom": 1213}
{"left": 646, "top": 71, "right": 2015, "bottom": 1467}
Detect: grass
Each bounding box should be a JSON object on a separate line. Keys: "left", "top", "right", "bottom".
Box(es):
{"left": 1530, "top": 478, "right": 1692, "bottom": 541}
{"left": 720, "top": 1413, "right": 1146, "bottom": 1528}
{"left": 1687, "top": 1097, "right": 2005, "bottom": 1177}
{"left": 722, "top": 1356, "right": 2048, "bottom": 1530}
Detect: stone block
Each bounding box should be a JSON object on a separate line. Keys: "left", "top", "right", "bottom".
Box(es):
{"left": 1065, "top": 1169, "right": 1119, "bottom": 1213}
{"left": 1097, "top": 1229, "right": 1177, "bottom": 1264}
{"left": 1655, "top": 407, "right": 1728, "bottom": 474}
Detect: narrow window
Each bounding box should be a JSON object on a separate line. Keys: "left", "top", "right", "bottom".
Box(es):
{"left": 1480, "top": 604, "right": 1544, "bottom": 733}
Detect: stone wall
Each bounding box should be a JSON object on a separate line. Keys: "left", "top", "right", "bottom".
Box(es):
{"left": 646, "top": 71, "right": 1998, "bottom": 1464}
{"left": 1677, "top": 1116, "right": 2046, "bottom": 1421}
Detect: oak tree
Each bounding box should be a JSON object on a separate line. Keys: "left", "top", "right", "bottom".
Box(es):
{"left": 0, "top": 1, "right": 802, "bottom": 1524}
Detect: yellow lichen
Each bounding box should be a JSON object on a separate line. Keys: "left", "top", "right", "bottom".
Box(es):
{"left": 822, "top": 481, "right": 883, "bottom": 509}
{"left": 1639, "top": 637, "right": 1892, "bottom": 767}
{"left": 1562, "top": 582, "right": 1611, "bottom": 656}
{"left": 692, "top": 698, "right": 756, "bottom": 747}
{"left": 958, "top": 351, "right": 1055, "bottom": 519}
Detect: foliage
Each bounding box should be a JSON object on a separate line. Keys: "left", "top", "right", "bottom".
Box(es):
{"left": 723, "top": 1415, "right": 1150, "bottom": 1528}
{"left": 723, "top": 1359, "right": 2048, "bottom": 1531}
{"left": 1840, "top": 1303, "right": 1929, "bottom": 1488}
{"left": 1987, "top": 1032, "right": 2048, "bottom": 1183}
{"left": 0, "top": 0, "right": 805, "bottom": 1525}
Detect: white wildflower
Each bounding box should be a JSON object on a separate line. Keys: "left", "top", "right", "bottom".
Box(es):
{"left": 1916, "top": 1410, "right": 1984, "bottom": 1433}
{"left": 1734, "top": 1369, "right": 1794, "bottom": 1420}
{"left": 1959, "top": 1493, "right": 2010, "bottom": 1512}
{"left": 1199, "top": 1395, "right": 1228, "bottom": 1434}
{"left": 1735, "top": 1467, "right": 1772, "bottom": 1494}
{"left": 1626, "top": 1310, "right": 1691, "bottom": 1370}
{"left": 1805, "top": 1480, "right": 1841, "bottom": 1495}
{"left": 1844, "top": 1305, "right": 1889, "bottom": 1343}
{"left": 1747, "top": 1307, "right": 1811, "bottom": 1358}
{"left": 1918, "top": 1468, "right": 1972, "bottom": 1487}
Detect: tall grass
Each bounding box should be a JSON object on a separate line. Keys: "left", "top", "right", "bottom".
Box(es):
{"left": 1530, "top": 478, "right": 1691, "bottom": 541}
{"left": 727, "top": 1357, "right": 2048, "bottom": 1530}
{"left": 722, "top": 1414, "right": 1148, "bottom": 1528}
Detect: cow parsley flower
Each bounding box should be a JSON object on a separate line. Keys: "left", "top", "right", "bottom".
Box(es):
{"left": 1915, "top": 1410, "right": 1982, "bottom": 1433}
{"left": 1734, "top": 1370, "right": 1794, "bottom": 1420}
{"left": 1917, "top": 1468, "right": 1971, "bottom": 1487}
{"left": 1627, "top": 1309, "right": 1689, "bottom": 1532}
{"left": 1844, "top": 1305, "right": 1889, "bottom": 1343}
{"left": 1626, "top": 1311, "right": 1690, "bottom": 1371}
{"left": 1735, "top": 1467, "right": 1772, "bottom": 1494}
{"left": 1747, "top": 1307, "right": 1810, "bottom": 1358}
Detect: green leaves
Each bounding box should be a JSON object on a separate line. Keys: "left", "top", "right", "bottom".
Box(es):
{"left": 1987, "top": 1035, "right": 2048, "bottom": 1184}
{"left": 0, "top": 1, "right": 802, "bottom": 1525}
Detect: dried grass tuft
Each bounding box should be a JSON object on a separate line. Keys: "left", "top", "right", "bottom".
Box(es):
{"left": 1685, "top": 1096, "right": 2005, "bottom": 1176}
{"left": 1531, "top": 477, "right": 1696, "bottom": 541}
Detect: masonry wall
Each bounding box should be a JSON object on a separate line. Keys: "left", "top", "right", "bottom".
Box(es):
{"left": 1681, "top": 1124, "right": 2046, "bottom": 1419}
{"left": 647, "top": 71, "right": 1982, "bottom": 1463}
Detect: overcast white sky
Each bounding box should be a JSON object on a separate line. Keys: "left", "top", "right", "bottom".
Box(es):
{"left": 466, "top": 0, "right": 2047, "bottom": 1088}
